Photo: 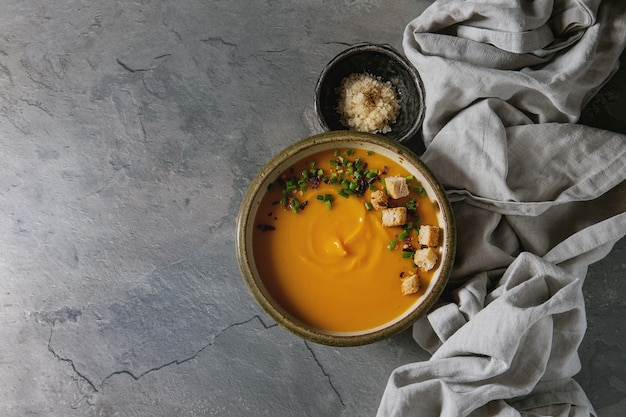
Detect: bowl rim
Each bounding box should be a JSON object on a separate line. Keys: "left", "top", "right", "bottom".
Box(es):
{"left": 236, "top": 131, "right": 455, "bottom": 346}
{"left": 314, "top": 43, "right": 426, "bottom": 144}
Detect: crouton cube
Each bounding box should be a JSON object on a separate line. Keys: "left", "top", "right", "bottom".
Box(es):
{"left": 418, "top": 225, "right": 440, "bottom": 247}
{"left": 401, "top": 273, "right": 420, "bottom": 295}
{"left": 381, "top": 207, "right": 407, "bottom": 227}
{"left": 370, "top": 190, "right": 388, "bottom": 210}
{"left": 414, "top": 247, "right": 438, "bottom": 271}
{"left": 385, "top": 176, "right": 410, "bottom": 199}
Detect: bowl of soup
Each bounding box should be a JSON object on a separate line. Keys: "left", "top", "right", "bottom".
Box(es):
{"left": 236, "top": 131, "right": 455, "bottom": 346}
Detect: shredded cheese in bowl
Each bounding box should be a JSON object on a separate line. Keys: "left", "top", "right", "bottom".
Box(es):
{"left": 336, "top": 73, "right": 400, "bottom": 134}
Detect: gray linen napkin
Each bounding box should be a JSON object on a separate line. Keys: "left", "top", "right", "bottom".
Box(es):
{"left": 377, "top": 1, "right": 626, "bottom": 416}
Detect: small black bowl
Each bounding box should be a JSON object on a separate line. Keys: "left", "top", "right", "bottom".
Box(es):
{"left": 315, "top": 43, "right": 425, "bottom": 144}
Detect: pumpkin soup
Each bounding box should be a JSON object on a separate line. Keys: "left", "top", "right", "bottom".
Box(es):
{"left": 252, "top": 148, "right": 440, "bottom": 333}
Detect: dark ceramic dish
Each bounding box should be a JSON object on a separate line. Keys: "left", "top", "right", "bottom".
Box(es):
{"left": 315, "top": 43, "right": 425, "bottom": 143}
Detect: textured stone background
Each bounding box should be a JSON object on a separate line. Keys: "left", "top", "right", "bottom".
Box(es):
{"left": 0, "top": 1, "right": 624, "bottom": 416}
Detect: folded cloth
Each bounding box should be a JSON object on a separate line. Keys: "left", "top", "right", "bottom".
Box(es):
{"left": 377, "top": 1, "right": 626, "bottom": 416}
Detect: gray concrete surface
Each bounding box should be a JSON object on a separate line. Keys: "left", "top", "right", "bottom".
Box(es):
{"left": 0, "top": 1, "right": 624, "bottom": 416}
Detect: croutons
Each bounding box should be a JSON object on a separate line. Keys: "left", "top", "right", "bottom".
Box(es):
{"left": 414, "top": 247, "right": 438, "bottom": 271}
{"left": 401, "top": 273, "right": 420, "bottom": 295}
{"left": 418, "top": 225, "right": 440, "bottom": 247}
{"left": 384, "top": 176, "right": 410, "bottom": 199}
{"left": 370, "top": 190, "right": 388, "bottom": 210}
{"left": 381, "top": 207, "right": 407, "bottom": 227}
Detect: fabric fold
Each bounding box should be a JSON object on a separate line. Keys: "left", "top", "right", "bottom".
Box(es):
{"left": 377, "top": 0, "right": 626, "bottom": 416}
{"left": 379, "top": 254, "right": 589, "bottom": 417}
{"left": 404, "top": 0, "right": 625, "bottom": 145}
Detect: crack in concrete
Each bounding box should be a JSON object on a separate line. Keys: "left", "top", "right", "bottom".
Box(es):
{"left": 116, "top": 54, "right": 172, "bottom": 74}
{"left": 200, "top": 36, "right": 237, "bottom": 48}
{"left": 46, "top": 315, "right": 277, "bottom": 394}
{"left": 18, "top": 97, "right": 53, "bottom": 116}
{"left": 304, "top": 341, "right": 346, "bottom": 407}
{"left": 116, "top": 58, "right": 148, "bottom": 73}
{"left": 19, "top": 58, "right": 56, "bottom": 90}
{"left": 46, "top": 327, "right": 98, "bottom": 394}
{"left": 46, "top": 313, "right": 347, "bottom": 413}
{"left": 324, "top": 41, "right": 354, "bottom": 47}
{"left": 100, "top": 315, "right": 274, "bottom": 383}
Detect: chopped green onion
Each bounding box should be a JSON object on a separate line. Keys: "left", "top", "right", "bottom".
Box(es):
{"left": 406, "top": 198, "right": 417, "bottom": 212}
{"left": 365, "top": 202, "right": 373, "bottom": 211}
{"left": 402, "top": 251, "right": 414, "bottom": 259}
{"left": 387, "top": 239, "right": 397, "bottom": 251}
{"left": 398, "top": 230, "right": 409, "bottom": 240}
{"left": 317, "top": 194, "right": 334, "bottom": 204}
{"left": 406, "top": 175, "right": 414, "bottom": 181}
{"left": 324, "top": 200, "right": 332, "bottom": 210}
{"left": 291, "top": 198, "right": 300, "bottom": 213}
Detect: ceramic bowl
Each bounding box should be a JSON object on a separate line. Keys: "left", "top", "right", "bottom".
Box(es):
{"left": 315, "top": 43, "right": 425, "bottom": 144}
{"left": 236, "top": 131, "right": 455, "bottom": 346}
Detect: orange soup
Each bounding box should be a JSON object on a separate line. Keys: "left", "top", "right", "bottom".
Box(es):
{"left": 252, "top": 148, "right": 440, "bottom": 333}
